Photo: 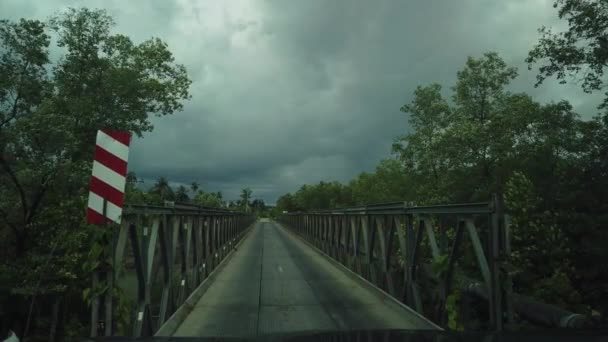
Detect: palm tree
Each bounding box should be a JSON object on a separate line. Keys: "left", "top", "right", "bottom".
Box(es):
{"left": 175, "top": 185, "right": 189, "bottom": 202}
{"left": 251, "top": 198, "right": 266, "bottom": 212}
{"left": 190, "top": 182, "right": 199, "bottom": 194}
{"left": 151, "top": 176, "right": 174, "bottom": 201}
{"left": 126, "top": 172, "right": 138, "bottom": 186}
{"left": 240, "top": 188, "right": 252, "bottom": 212}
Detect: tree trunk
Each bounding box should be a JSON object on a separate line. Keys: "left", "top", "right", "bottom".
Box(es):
{"left": 14, "top": 231, "right": 26, "bottom": 258}
{"left": 49, "top": 297, "right": 61, "bottom": 342}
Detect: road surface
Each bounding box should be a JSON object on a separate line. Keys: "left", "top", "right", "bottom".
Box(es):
{"left": 172, "top": 220, "right": 437, "bottom": 337}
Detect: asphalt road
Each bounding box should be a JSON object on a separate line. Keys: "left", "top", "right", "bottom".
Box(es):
{"left": 172, "top": 220, "right": 436, "bottom": 337}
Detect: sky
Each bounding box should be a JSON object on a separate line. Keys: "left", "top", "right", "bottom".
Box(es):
{"left": 1, "top": 0, "right": 604, "bottom": 203}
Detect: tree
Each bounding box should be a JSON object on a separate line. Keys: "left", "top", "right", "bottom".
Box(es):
{"left": 239, "top": 188, "right": 252, "bottom": 212}
{"left": 124, "top": 172, "right": 147, "bottom": 204}
{"left": 193, "top": 191, "right": 223, "bottom": 208}
{"left": 395, "top": 51, "right": 607, "bottom": 321}
{"left": 175, "top": 185, "right": 189, "bottom": 202}
{"left": 150, "top": 177, "right": 174, "bottom": 201}
{"left": 190, "top": 182, "right": 199, "bottom": 194}
{"left": 394, "top": 53, "right": 520, "bottom": 202}
{"left": 276, "top": 51, "right": 608, "bottom": 324}
{"left": 275, "top": 193, "right": 297, "bottom": 213}
{"left": 0, "top": 7, "right": 190, "bottom": 257}
{"left": 48, "top": 8, "right": 191, "bottom": 150}
{"left": 453, "top": 52, "right": 518, "bottom": 122}
{"left": 251, "top": 198, "right": 266, "bottom": 213}
{"left": 393, "top": 84, "right": 452, "bottom": 203}
{"left": 349, "top": 159, "right": 413, "bottom": 205}
{"left": 450, "top": 52, "right": 518, "bottom": 200}
{"left": 126, "top": 172, "right": 138, "bottom": 186}
{"left": 0, "top": 8, "right": 191, "bottom": 338}
{"left": 527, "top": 0, "right": 608, "bottom": 110}
{"left": 0, "top": 18, "right": 52, "bottom": 258}
{"left": 527, "top": 1, "right": 608, "bottom": 319}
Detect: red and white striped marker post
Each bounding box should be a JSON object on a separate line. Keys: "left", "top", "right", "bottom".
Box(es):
{"left": 87, "top": 129, "right": 131, "bottom": 336}
{"left": 87, "top": 129, "right": 131, "bottom": 224}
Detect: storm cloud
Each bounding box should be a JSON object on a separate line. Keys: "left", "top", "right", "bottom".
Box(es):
{"left": 1, "top": 0, "right": 603, "bottom": 202}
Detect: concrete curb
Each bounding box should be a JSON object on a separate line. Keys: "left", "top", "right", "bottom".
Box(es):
{"left": 155, "top": 222, "right": 257, "bottom": 336}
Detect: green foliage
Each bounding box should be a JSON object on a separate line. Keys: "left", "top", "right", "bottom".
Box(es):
{"left": 527, "top": 0, "right": 608, "bottom": 109}
{"left": 0, "top": 7, "right": 191, "bottom": 338}
{"left": 275, "top": 193, "right": 297, "bottom": 212}
{"left": 190, "top": 182, "right": 199, "bottom": 193}
{"left": 239, "top": 188, "right": 253, "bottom": 212}
{"left": 397, "top": 51, "right": 607, "bottom": 319}
{"left": 63, "top": 316, "right": 87, "bottom": 340}
{"left": 251, "top": 198, "right": 266, "bottom": 214}
{"left": 393, "top": 83, "right": 451, "bottom": 203}
{"left": 175, "top": 185, "right": 189, "bottom": 202}
{"left": 47, "top": 8, "right": 191, "bottom": 143}
{"left": 112, "top": 285, "right": 134, "bottom": 335}
{"left": 274, "top": 160, "right": 412, "bottom": 213}
{"left": 393, "top": 53, "right": 521, "bottom": 202}
{"left": 81, "top": 226, "right": 133, "bottom": 335}
{"left": 453, "top": 52, "right": 518, "bottom": 122}
{"left": 276, "top": 49, "right": 608, "bottom": 325}
{"left": 192, "top": 190, "right": 224, "bottom": 208}
{"left": 446, "top": 290, "right": 464, "bottom": 331}
{"left": 526, "top": 3, "right": 608, "bottom": 317}
{"left": 293, "top": 181, "right": 351, "bottom": 210}
{"left": 124, "top": 184, "right": 148, "bottom": 205}
{"left": 431, "top": 254, "right": 449, "bottom": 278}
{"left": 149, "top": 177, "right": 174, "bottom": 202}
{"left": 349, "top": 159, "right": 413, "bottom": 205}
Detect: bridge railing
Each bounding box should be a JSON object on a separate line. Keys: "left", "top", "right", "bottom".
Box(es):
{"left": 278, "top": 196, "right": 512, "bottom": 331}
{"left": 90, "top": 204, "right": 255, "bottom": 337}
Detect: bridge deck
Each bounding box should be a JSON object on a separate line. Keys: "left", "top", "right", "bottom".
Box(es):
{"left": 172, "top": 220, "right": 437, "bottom": 337}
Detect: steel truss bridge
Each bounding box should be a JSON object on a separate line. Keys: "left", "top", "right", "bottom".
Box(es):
{"left": 89, "top": 197, "right": 586, "bottom": 339}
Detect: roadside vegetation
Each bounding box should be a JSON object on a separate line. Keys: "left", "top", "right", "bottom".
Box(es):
{"left": 273, "top": 0, "right": 608, "bottom": 328}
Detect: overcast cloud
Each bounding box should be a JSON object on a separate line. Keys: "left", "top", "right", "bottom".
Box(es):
{"left": 1, "top": 0, "right": 603, "bottom": 203}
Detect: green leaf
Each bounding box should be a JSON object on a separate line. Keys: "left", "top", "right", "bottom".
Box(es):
{"left": 82, "top": 288, "right": 91, "bottom": 302}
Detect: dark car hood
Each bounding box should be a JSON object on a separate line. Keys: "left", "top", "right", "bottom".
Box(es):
{"left": 91, "top": 328, "right": 608, "bottom": 342}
